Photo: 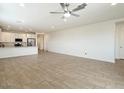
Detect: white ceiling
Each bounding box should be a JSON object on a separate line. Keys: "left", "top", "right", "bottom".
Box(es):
{"left": 0, "top": 3, "right": 124, "bottom": 32}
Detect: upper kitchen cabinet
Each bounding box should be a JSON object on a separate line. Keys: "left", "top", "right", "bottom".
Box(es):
{"left": 0, "top": 32, "right": 36, "bottom": 43}
{"left": 14, "top": 33, "right": 21, "bottom": 38}
{"left": 10, "top": 33, "right": 27, "bottom": 42}
{"left": 27, "top": 34, "right": 36, "bottom": 38}
{"left": 1, "top": 32, "right": 11, "bottom": 42}
{"left": 21, "top": 34, "right": 27, "bottom": 42}
{"left": 0, "top": 30, "right": 2, "bottom": 42}
{"left": 8, "top": 33, "right": 22, "bottom": 42}
{"left": 10, "top": 33, "right": 16, "bottom": 42}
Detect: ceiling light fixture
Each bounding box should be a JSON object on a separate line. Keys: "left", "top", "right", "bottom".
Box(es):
{"left": 64, "top": 12, "right": 71, "bottom": 18}
{"left": 111, "top": 3, "right": 117, "bottom": 5}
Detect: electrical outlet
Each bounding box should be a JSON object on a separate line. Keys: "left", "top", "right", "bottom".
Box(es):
{"left": 84, "top": 52, "right": 87, "bottom": 55}
{"left": 84, "top": 50, "right": 87, "bottom": 55}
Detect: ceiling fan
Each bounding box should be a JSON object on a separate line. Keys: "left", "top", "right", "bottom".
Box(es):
{"left": 50, "top": 3, "right": 87, "bottom": 18}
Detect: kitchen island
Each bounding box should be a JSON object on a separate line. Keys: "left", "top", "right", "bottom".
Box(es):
{"left": 0, "top": 46, "right": 38, "bottom": 58}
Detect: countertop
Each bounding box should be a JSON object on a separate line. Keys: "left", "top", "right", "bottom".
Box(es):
{"left": 0, "top": 46, "right": 37, "bottom": 48}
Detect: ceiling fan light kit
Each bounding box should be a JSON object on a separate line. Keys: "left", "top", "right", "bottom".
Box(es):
{"left": 64, "top": 12, "right": 71, "bottom": 18}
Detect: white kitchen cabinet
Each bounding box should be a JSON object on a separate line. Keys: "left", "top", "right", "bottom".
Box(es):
{"left": 0, "top": 32, "right": 36, "bottom": 43}
{"left": 0, "top": 30, "right": 1, "bottom": 42}
{"left": 10, "top": 33, "right": 27, "bottom": 42}
{"left": 19, "top": 34, "right": 23, "bottom": 38}
{"left": 14, "top": 33, "right": 20, "bottom": 38}
{"left": 10, "top": 33, "right": 15, "bottom": 42}
{"left": 10, "top": 33, "right": 21, "bottom": 42}
{"left": 1, "top": 32, "right": 11, "bottom": 42}
{"left": 22, "top": 34, "right": 27, "bottom": 42}
{"left": 27, "top": 34, "right": 36, "bottom": 38}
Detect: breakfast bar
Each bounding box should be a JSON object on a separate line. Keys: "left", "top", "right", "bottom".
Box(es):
{"left": 0, "top": 46, "right": 38, "bottom": 58}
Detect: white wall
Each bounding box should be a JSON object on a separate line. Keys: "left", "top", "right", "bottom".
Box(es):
{"left": 46, "top": 20, "right": 116, "bottom": 63}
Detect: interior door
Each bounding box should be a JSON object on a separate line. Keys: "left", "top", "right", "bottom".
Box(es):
{"left": 119, "top": 26, "right": 124, "bottom": 59}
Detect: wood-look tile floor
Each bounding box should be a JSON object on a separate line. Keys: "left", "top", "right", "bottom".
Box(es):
{"left": 0, "top": 52, "right": 124, "bottom": 89}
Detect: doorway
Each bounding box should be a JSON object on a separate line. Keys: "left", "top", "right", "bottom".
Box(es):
{"left": 116, "top": 22, "right": 124, "bottom": 59}
{"left": 37, "top": 34, "right": 44, "bottom": 53}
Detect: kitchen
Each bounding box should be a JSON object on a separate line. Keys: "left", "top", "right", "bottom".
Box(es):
{"left": 0, "top": 29, "right": 38, "bottom": 58}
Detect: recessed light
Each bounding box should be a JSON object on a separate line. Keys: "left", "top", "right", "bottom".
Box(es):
{"left": 19, "top": 3, "right": 25, "bottom": 7}
{"left": 111, "top": 3, "right": 117, "bottom": 6}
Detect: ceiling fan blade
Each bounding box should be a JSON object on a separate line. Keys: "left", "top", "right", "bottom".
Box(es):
{"left": 60, "top": 3, "right": 70, "bottom": 11}
{"left": 60, "top": 3, "right": 65, "bottom": 10}
{"left": 50, "top": 11, "right": 64, "bottom": 14}
{"left": 72, "top": 3, "right": 87, "bottom": 12}
{"left": 71, "top": 13, "right": 80, "bottom": 17}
